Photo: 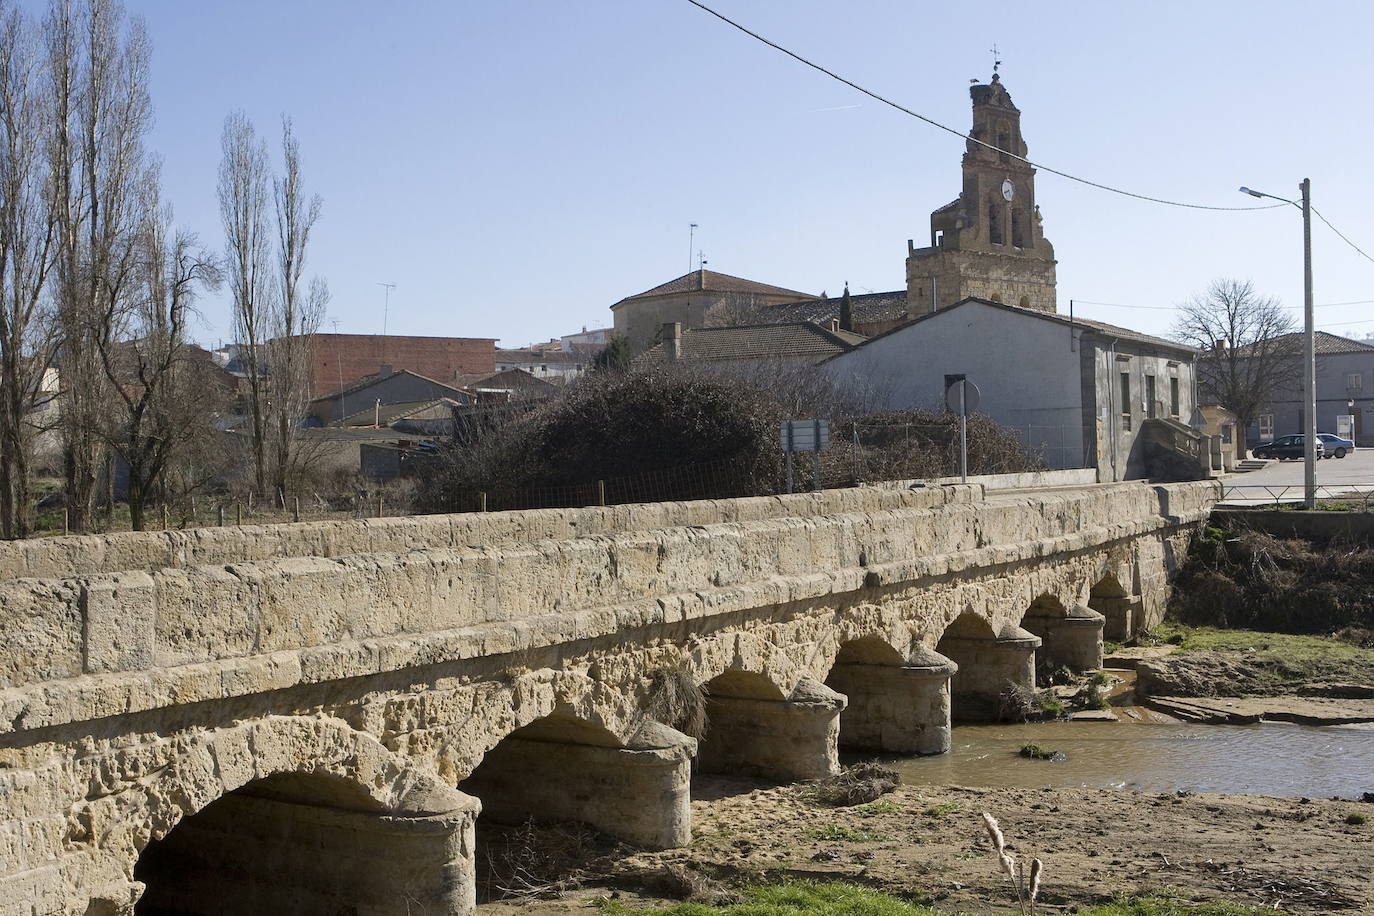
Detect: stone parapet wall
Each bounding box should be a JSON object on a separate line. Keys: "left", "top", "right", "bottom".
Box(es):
{"left": 0, "top": 482, "right": 979, "bottom": 581}
{"left": 0, "top": 481, "right": 1215, "bottom": 698}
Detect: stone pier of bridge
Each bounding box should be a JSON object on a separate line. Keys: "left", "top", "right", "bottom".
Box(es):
{"left": 0, "top": 477, "right": 1214, "bottom": 915}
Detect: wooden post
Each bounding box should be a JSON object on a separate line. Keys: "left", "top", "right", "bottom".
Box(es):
{"left": 597, "top": 479, "right": 606, "bottom": 506}
{"left": 217, "top": 505, "right": 225, "bottom": 527}
{"left": 62, "top": 508, "right": 69, "bottom": 535}
{"left": 236, "top": 502, "right": 242, "bottom": 526}
{"left": 190, "top": 496, "right": 197, "bottom": 524}
{"left": 292, "top": 497, "right": 300, "bottom": 523}
{"left": 479, "top": 491, "right": 488, "bottom": 513}
{"left": 248, "top": 492, "right": 254, "bottom": 512}
{"left": 376, "top": 494, "right": 384, "bottom": 518}
{"left": 161, "top": 504, "right": 168, "bottom": 530}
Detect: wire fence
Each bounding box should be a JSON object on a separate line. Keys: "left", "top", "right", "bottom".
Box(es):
{"left": 1218, "top": 483, "right": 1374, "bottom": 511}
{"left": 27, "top": 422, "right": 1092, "bottom": 536}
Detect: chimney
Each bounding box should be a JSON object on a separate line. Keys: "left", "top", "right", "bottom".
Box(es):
{"left": 663, "top": 322, "right": 683, "bottom": 362}
{"left": 379, "top": 364, "right": 395, "bottom": 377}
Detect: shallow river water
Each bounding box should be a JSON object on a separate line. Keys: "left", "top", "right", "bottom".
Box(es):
{"left": 863, "top": 720, "right": 1374, "bottom": 798}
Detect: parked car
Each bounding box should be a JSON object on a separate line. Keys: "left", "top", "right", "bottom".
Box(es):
{"left": 1316, "top": 433, "right": 1354, "bottom": 458}
{"left": 1253, "top": 434, "right": 1324, "bottom": 461}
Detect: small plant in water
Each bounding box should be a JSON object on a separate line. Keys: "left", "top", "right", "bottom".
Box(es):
{"left": 982, "top": 811, "right": 1044, "bottom": 914}
{"left": 1019, "top": 742, "right": 1059, "bottom": 760}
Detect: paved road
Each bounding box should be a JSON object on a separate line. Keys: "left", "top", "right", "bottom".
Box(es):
{"left": 1220, "top": 444, "right": 1374, "bottom": 505}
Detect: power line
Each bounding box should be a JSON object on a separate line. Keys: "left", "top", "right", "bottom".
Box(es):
{"left": 1311, "top": 206, "right": 1374, "bottom": 266}
{"left": 684, "top": 0, "right": 1286, "bottom": 212}
{"left": 1074, "top": 297, "right": 1374, "bottom": 313}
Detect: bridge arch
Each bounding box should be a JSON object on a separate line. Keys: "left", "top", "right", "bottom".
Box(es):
{"left": 824, "top": 633, "right": 956, "bottom": 755}
{"left": 459, "top": 705, "right": 694, "bottom": 861}
{"left": 124, "top": 715, "right": 477, "bottom": 915}
{"left": 1089, "top": 571, "right": 1135, "bottom": 640}
{"left": 936, "top": 612, "right": 1040, "bottom": 722}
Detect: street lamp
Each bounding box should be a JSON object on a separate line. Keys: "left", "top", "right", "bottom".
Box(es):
{"left": 1239, "top": 180, "right": 1315, "bottom": 509}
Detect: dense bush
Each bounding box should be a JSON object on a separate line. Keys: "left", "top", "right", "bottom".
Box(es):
{"left": 415, "top": 367, "right": 1044, "bottom": 511}
{"left": 1170, "top": 523, "right": 1374, "bottom": 634}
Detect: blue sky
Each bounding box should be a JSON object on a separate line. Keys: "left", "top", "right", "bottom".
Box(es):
{"left": 82, "top": 0, "right": 1374, "bottom": 347}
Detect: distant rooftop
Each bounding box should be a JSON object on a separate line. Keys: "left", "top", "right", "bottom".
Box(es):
{"left": 612, "top": 269, "right": 813, "bottom": 309}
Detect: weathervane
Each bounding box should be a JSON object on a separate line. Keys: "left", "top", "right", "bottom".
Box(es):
{"left": 990, "top": 43, "right": 1002, "bottom": 78}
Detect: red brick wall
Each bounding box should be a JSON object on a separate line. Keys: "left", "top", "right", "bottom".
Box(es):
{"left": 306, "top": 334, "right": 497, "bottom": 396}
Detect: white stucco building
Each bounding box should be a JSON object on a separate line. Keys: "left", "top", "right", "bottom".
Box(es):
{"left": 822, "top": 297, "right": 1199, "bottom": 480}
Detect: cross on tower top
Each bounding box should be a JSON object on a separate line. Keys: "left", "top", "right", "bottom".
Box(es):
{"left": 989, "top": 43, "right": 1002, "bottom": 78}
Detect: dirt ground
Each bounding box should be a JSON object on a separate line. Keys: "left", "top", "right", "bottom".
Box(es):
{"left": 479, "top": 776, "right": 1374, "bottom": 915}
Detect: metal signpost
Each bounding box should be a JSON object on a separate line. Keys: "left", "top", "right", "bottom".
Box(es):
{"left": 944, "top": 375, "right": 980, "bottom": 483}
{"left": 780, "top": 419, "right": 830, "bottom": 493}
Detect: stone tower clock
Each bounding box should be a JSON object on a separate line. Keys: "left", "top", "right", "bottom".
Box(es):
{"left": 905, "top": 74, "right": 1058, "bottom": 314}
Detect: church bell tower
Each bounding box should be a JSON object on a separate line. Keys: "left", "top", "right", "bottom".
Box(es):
{"left": 905, "top": 74, "right": 1057, "bottom": 314}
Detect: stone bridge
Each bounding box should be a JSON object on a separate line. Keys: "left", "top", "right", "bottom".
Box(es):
{"left": 0, "top": 478, "right": 1216, "bottom": 915}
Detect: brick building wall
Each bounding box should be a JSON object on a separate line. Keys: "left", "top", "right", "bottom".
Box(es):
{"left": 304, "top": 334, "right": 496, "bottom": 396}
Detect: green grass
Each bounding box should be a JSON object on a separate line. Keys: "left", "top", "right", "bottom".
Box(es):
{"left": 920, "top": 802, "right": 960, "bottom": 818}
{"left": 853, "top": 801, "right": 903, "bottom": 816}
{"left": 1151, "top": 623, "right": 1374, "bottom": 664}
{"left": 592, "top": 880, "right": 1287, "bottom": 916}
{"left": 807, "top": 824, "right": 889, "bottom": 842}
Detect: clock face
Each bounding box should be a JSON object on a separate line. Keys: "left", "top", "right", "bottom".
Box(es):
{"left": 1001, "top": 179, "right": 1016, "bottom": 202}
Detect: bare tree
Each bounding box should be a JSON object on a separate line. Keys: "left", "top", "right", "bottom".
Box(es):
{"left": 91, "top": 177, "right": 220, "bottom": 530}
{"left": 1171, "top": 278, "right": 1301, "bottom": 454}
{"left": 267, "top": 116, "right": 327, "bottom": 498}
{"left": 45, "top": 0, "right": 152, "bottom": 532}
{"left": 702, "top": 292, "right": 766, "bottom": 328}
{"left": 218, "top": 110, "right": 271, "bottom": 493}
{"left": 0, "top": 3, "right": 57, "bottom": 539}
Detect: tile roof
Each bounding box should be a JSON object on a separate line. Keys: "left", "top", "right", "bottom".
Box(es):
{"left": 333, "top": 398, "right": 462, "bottom": 428}
{"left": 759, "top": 290, "right": 911, "bottom": 327}
{"left": 831, "top": 297, "right": 1197, "bottom": 359}
{"left": 612, "top": 269, "right": 813, "bottom": 308}
{"left": 635, "top": 322, "right": 865, "bottom": 366}
{"left": 310, "top": 368, "right": 467, "bottom": 403}
{"left": 1257, "top": 330, "right": 1374, "bottom": 356}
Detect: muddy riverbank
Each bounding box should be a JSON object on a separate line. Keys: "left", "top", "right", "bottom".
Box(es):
{"left": 479, "top": 777, "right": 1373, "bottom": 915}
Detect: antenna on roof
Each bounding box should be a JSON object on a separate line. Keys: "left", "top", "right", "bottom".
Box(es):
{"left": 688, "top": 223, "right": 698, "bottom": 275}
{"left": 377, "top": 283, "right": 396, "bottom": 336}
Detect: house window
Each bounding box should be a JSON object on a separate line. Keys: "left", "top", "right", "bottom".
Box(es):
{"left": 1120, "top": 370, "right": 1132, "bottom": 431}
{"left": 1259, "top": 414, "right": 1274, "bottom": 440}
{"left": 1145, "top": 375, "right": 1157, "bottom": 418}
{"left": 1170, "top": 377, "right": 1180, "bottom": 417}
{"left": 1347, "top": 371, "right": 1363, "bottom": 391}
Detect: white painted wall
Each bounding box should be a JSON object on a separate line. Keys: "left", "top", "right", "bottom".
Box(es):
{"left": 823, "top": 301, "right": 1088, "bottom": 469}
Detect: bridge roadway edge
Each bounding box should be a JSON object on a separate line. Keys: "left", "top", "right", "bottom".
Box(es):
{"left": 0, "top": 479, "right": 1217, "bottom": 916}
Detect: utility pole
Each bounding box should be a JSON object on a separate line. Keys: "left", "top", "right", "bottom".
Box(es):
{"left": 1301, "top": 178, "right": 1316, "bottom": 509}
{"left": 1239, "top": 180, "right": 1318, "bottom": 509}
